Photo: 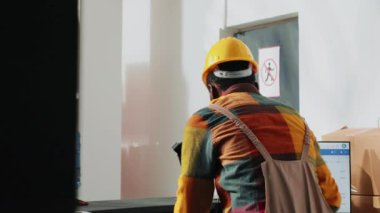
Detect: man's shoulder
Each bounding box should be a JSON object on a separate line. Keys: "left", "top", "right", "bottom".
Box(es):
{"left": 252, "top": 93, "right": 298, "bottom": 110}
{"left": 190, "top": 106, "right": 215, "bottom": 121}
{"left": 186, "top": 106, "right": 220, "bottom": 129}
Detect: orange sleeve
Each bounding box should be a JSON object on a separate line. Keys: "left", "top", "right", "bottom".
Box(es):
{"left": 174, "top": 113, "right": 215, "bottom": 213}
{"left": 316, "top": 164, "right": 342, "bottom": 210}
{"left": 174, "top": 175, "right": 214, "bottom": 213}
{"left": 308, "top": 131, "right": 341, "bottom": 211}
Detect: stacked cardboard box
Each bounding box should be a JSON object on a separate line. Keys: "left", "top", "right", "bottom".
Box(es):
{"left": 322, "top": 128, "right": 380, "bottom": 213}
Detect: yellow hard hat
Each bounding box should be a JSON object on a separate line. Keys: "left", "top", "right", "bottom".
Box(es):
{"left": 202, "top": 37, "right": 258, "bottom": 86}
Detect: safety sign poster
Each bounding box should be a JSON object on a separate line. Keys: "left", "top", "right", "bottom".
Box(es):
{"left": 258, "top": 46, "right": 280, "bottom": 97}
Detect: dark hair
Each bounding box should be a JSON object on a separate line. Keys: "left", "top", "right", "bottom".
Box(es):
{"left": 206, "top": 60, "right": 256, "bottom": 90}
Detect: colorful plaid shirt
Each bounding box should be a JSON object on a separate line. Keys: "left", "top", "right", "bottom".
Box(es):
{"left": 174, "top": 83, "right": 341, "bottom": 213}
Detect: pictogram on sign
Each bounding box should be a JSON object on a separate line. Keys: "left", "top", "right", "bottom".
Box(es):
{"left": 258, "top": 46, "right": 280, "bottom": 97}
{"left": 261, "top": 59, "right": 278, "bottom": 86}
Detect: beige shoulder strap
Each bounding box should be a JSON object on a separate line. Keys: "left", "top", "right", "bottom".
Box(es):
{"left": 301, "top": 123, "right": 311, "bottom": 161}
{"left": 209, "top": 104, "right": 272, "bottom": 161}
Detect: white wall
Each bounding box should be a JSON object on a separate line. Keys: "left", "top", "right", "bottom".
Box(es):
{"left": 227, "top": 0, "right": 380, "bottom": 137}
{"left": 121, "top": 0, "right": 184, "bottom": 198}
{"left": 78, "top": 0, "right": 122, "bottom": 201}
{"left": 79, "top": 0, "right": 380, "bottom": 200}
{"left": 120, "top": 0, "right": 225, "bottom": 198}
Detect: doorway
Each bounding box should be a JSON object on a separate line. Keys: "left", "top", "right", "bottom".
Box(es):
{"left": 232, "top": 17, "right": 299, "bottom": 111}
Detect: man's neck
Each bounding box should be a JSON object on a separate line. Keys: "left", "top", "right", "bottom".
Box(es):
{"left": 221, "top": 83, "right": 258, "bottom": 96}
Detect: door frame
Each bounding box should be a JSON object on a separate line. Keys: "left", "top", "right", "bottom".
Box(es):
{"left": 219, "top": 13, "right": 298, "bottom": 38}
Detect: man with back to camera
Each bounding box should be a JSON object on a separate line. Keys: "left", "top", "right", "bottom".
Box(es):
{"left": 174, "top": 37, "right": 341, "bottom": 213}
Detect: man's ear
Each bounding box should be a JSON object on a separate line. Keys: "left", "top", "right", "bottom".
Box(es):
{"left": 207, "top": 84, "right": 220, "bottom": 100}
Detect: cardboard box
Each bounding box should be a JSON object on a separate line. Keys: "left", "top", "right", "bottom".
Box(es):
{"left": 322, "top": 128, "right": 380, "bottom": 211}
